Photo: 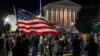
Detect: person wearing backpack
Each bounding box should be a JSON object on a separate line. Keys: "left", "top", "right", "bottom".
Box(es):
{"left": 53, "top": 36, "right": 63, "bottom": 56}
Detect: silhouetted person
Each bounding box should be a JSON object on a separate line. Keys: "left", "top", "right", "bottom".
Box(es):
{"left": 0, "top": 31, "right": 7, "bottom": 56}
{"left": 12, "top": 36, "right": 25, "bottom": 56}
{"left": 87, "top": 37, "right": 98, "bottom": 56}
{"left": 32, "top": 35, "right": 39, "bottom": 56}
{"left": 39, "top": 35, "right": 44, "bottom": 56}
{"left": 48, "top": 35, "right": 53, "bottom": 56}
{"left": 72, "top": 34, "right": 80, "bottom": 56}
{"left": 5, "top": 35, "right": 13, "bottom": 56}
{"left": 54, "top": 37, "right": 63, "bottom": 56}
{"left": 21, "top": 34, "right": 30, "bottom": 56}
{"left": 5, "top": 35, "right": 9, "bottom": 55}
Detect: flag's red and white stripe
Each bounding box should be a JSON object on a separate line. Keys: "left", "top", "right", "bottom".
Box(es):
{"left": 17, "top": 19, "right": 59, "bottom": 35}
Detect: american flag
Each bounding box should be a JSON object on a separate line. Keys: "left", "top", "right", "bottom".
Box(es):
{"left": 17, "top": 8, "right": 59, "bottom": 35}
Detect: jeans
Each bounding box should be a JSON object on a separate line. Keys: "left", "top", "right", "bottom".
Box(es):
{"left": 32, "top": 47, "right": 37, "bottom": 56}
{"left": 82, "top": 42, "right": 88, "bottom": 56}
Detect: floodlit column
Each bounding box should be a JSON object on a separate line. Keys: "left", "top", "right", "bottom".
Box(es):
{"left": 48, "top": 9, "right": 51, "bottom": 21}
{"left": 60, "top": 9, "right": 63, "bottom": 26}
{"left": 56, "top": 9, "right": 58, "bottom": 23}
{"left": 67, "top": 9, "right": 71, "bottom": 29}
{"left": 67, "top": 9, "right": 70, "bottom": 28}
{"left": 48, "top": 10, "right": 51, "bottom": 21}
{"left": 46, "top": 9, "right": 49, "bottom": 20}
{"left": 64, "top": 9, "right": 68, "bottom": 27}
{"left": 71, "top": 10, "right": 75, "bottom": 24}
{"left": 60, "top": 9, "right": 62, "bottom": 25}
{"left": 58, "top": 9, "right": 60, "bottom": 24}
{"left": 69, "top": 9, "right": 72, "bottom": 29}
{"left": 71, "top": 10, "right": 74, "bottom": 23}
{"left": 53, "top": 9, "right": 56, "bottom": 23}
{"left": 73, "top": 10, "right": 76, "bottom": 24}
{"left": 51, "top": 9, "right": 54, "bottom": 23}
{"left": 62, "top": 9, "right": 64, "bottom": 26}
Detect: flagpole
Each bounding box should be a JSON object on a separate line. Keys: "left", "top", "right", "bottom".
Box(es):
{"left": 39, "top": 0, "right": 42, "bottom": 17}
{"left": 13, "top": 5, "right": 19, "bottom": 33}
{"left": 13, "top": 6, "right": 17, "bottom": 18}
{"left": 12, "top": 0, "right": 17, "bottom": 18}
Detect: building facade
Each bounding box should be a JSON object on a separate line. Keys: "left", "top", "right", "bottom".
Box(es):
{"left": 43, "top": 0, "right": 81, "bottom": 31}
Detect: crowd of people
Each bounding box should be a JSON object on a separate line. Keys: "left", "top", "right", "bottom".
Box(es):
{"left": 0, "top": 31, "right": 100, "bottom": 56}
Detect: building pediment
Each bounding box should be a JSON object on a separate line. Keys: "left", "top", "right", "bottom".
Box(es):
{"left": 43, "top": 0, "right": 82, "bottom": 9}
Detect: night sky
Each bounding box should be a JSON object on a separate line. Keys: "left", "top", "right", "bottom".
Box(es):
{"left": 0, "top": 0, "right": 100, "bottom": 18}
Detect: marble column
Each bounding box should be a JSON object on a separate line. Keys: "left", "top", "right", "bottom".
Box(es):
{"left": 58, "top": 9, "right": 60, "bottom": 25}
{"left": 46, "top": 9, "right": 49, "bottom": 21}
{"left": 67, "top": 9, "right": 70, "bottom": 28}
{"left": 69, "top": 9, "right": 72, "bottom": 29}
{"left": 48, "top": 10, "right": 51, "bottom": 21}
{"left": 70, "top": 9, "right": 75, "bottom": 24}
{"left": 53, "top": 9, "right": 56, "bottom": 23}
{"left": 56, "top": 9, "right": 58, "bottom": 23}
{"left": 62, "top": 9, "right": 64, "bottom": 26}
{"left": 60, "top": 9, "right": 64, "bottom": 26}
{"left": 64, "top": 9, "right": 68, "bottom": 27}
{"left": 51, "top": 9, "right": 54, "bottom": 23}
{"left": 73, "top": 10, "right": 76, "bottom": 24}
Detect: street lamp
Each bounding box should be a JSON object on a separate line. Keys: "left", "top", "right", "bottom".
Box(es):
{"left": 4, "top": 17, "right": 11, "bottom": 33}
{"left": 4, "top": 17, "right": 9, "bottom": 25}
{"left": 71, "top": 22, "right": 74, "bottom": 26}
{"left": 5, "top": 17, "right": 9, "bottom": 23}
{"left": 71, "top": 22, "right": 74, "bottom": 32}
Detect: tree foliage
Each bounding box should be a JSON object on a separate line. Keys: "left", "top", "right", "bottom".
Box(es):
{"left": 0, "top": 17, "right": 5, "bottom": 33}
{"left": 75, "top": 5, "right": 100, "bottom": 33}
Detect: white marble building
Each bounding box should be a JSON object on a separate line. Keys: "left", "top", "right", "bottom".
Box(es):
{"left": 43, "top": 0, "right": 81, "bottom": 31}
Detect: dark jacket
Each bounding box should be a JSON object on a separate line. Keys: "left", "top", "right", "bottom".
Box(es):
{"left": 72, "top": 35, "right": 81, "bottom": 56}
{"left": 87, "top": 37, "right": 98, "bottom": 56}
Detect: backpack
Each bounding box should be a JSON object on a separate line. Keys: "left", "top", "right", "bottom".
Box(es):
{"left": 54, "top": 41, "right": 62, "bottom": 53}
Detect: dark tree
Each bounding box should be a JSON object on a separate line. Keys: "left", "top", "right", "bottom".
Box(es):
{"left": 75, "top": 5, "right": 100, "bottom": 33}
{"left": 0, "top": 17, "right": 5, "bottom": 33}
{"left": 93, "top": 17, "right": 100, "bottom": 32}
